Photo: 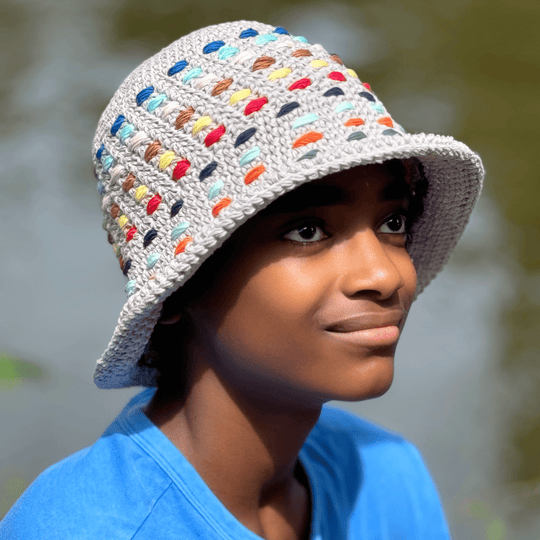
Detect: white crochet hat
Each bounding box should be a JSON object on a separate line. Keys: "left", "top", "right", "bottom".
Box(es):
{"left": 92, "top": 20, "right": 484, "bottom": 389}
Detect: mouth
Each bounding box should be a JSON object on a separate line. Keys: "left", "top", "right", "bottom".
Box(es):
{"left": 325, "top": 311, "right": 403, "bottom": 333}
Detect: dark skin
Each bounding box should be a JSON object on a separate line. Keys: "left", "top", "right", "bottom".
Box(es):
{"left": 145, "top": 163, "right": 417, "bottom": 540}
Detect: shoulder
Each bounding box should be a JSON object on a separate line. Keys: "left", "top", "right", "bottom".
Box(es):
{"left": 303, "top": 406, "right": 450, "bottom": 538}
{"left": 0, "top": 391, "right": 170, "bottom": 539}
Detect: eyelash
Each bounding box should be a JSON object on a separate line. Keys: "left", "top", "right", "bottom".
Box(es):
{"left": 282, "top": 212, "right": 408, "bottom": 247}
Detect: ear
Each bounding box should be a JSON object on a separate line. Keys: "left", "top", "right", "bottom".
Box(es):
{"left": 158, "top": 312, "right": 183, "bottom": 325}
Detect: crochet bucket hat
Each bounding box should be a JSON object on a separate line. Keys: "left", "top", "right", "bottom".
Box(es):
{"left": 92, "top": 20, "right": 484, "bottom": 389}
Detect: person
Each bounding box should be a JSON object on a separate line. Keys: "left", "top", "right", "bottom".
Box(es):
{"left": 0, "top": 20, "right": 484, "bottom": 539}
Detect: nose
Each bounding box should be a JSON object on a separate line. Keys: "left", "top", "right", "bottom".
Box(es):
{"left": 338, "top": 229, "right": 407, "bottom": 301}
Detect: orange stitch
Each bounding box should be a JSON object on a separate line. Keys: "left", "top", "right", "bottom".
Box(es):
{"left": 344, "top": 118, "right": 365, "bottom": 127}
{"left": 174, "top": 236, "right": 193, "bottom": 256}
{"left": 292, "top": 131, "right": 324, "bottom": 148}
{"left": 244, "top": 164, "right": 266, "bottom": 185}
{"left": 122, "top": 173, "right": 135, "bottom": 192}
{"left": 110, "top": 204, "right": 120, "bottom": 219}
{"left": 175, "top": 106, "right": 195, "bottom": 130}
{"left": 291, "top": 49, "right": 313, "bottom": 58}
{"left": 377, "top": 117, "right": 394, "bottom": 128}
{"left": 144, "top": 140, "right": 161, "bottom": 162}
{"left": 212, "top": 197, "right": 232, "bottom": 217}
{"left": 330, "top": 54, "right": 344, "bottom": 65}
{"left": 211, "top": 78, "right": 233, "bottom": 96}
{"left": 252, "top": 56, "right": 276, "bottom": 71}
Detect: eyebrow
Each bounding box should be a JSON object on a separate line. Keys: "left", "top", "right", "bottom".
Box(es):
{"left": 262, "top": 179, "right": 411, "bottom": 215}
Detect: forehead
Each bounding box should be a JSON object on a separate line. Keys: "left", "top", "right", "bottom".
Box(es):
{"left": 259, "top": 163, "right": 411, "bottom": 217}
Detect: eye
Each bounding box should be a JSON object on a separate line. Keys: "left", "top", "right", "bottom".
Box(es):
{"left": 282, "top": 221, "right": 328, "bottom": 245}
{"left": 379, "top": 214, "right": 407, "bottom": 234}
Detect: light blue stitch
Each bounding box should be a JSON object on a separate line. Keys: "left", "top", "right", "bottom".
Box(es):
{"left": 370, "top": 102, "right": 385, "bottom": 114}
{"left": 255, "top": 34, "right": 278, "bottom": 45}
{"left": 208, "top": 179, "right": 224, "bottom": 200}
{"left": 218, "top": 46, "right": 240, "bottom": 60}
{"left": 292, "top": 113, "right": 319, "bottom": 129}
{"left": 183, "top": 67, "right": 203, "bottom": 84}
{"left": 147, "top": 93, "right": 167, "bottom": 112}
{"left": 97, "top": 181, "right": 106, "bottom": 195}
{"left": 119, "top": 124, "right": 135, "bottom": 141}
{"left": 125, "top": 280, "right": 136, "bottom": 296}
{"left": 239, "top": 146, "right": 261, "bottom": 167}
{"left": 146, "top": 253, "right": 160, "bottom": 269}
{"left": 171, "top": 221, "right": 190, "bottom": 241}
{"left": 102, "top": 155, "right": 114, "bottom": 171}
{"left": 293, "top": 36, "right": 308, "bottom": 43}
{"left": 334, "top": 101, "right": 355, "bottom": 113}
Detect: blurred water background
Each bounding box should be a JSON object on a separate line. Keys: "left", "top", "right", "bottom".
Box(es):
{"left": 1, "top": 0, "right": 539, "bottom": 538}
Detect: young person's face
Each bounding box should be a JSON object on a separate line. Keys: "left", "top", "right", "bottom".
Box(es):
{"left": 180, "top": 163, "right": 417, "bottom": 408}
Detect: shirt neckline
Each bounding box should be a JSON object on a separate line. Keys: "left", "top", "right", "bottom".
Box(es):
{"left": 118, "top": 388, "right": 321, "bottom": 540}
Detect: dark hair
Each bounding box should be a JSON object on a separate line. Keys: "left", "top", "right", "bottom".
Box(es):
{"left": 138, "top": 158, "right": 429, "bottom": 401}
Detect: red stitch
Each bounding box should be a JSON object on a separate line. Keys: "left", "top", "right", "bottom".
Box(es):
{"left": 377, "top": 117, "right": 393, "bottom": 128}
{"left": 244, "top": 97, "right": 268, "bottom": 116}
{"left": 172, "top": 159, "right": 191, "bottom": 181}
{"left": 126, "top": 226, "right": 137, "bottom": 242}
{"left": 362, "top": 82, "right": 372, "bottom": 90}
{"left": 292, "top": 131, "right": 323, "bottom": 148}
{"left": 288, "top": 78, "right": 311, "bottom": 91}
{"left": 205, "top": 125, "right": 226, "bottom": 147}
{"left": 344, "top": 118, "right": 365, "bottom": 127}
{"left": 146, "top": 194, "right": 162, "bottom": 215}
{"left": 212, "top": 196, "right": 232, "bottom": 217}
{"left": 175, "top": 236, "right": 193, "bottom": 256}
{"left": 328, "top": 71, "right": 346, "bottom": 82}
{"left": 244, "top": 164, "right": 266, "bottom": 185}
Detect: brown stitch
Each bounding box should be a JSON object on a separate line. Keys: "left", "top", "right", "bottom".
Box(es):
{"left": 211, "top": 78, "right": 233, "bottom": 96}
{"left": 291, "top": 49, "right": 313, "bottom": 58}
{"left": 107, "top": 232, "right": 114, "bottom": 244}
{"left": 175, "top": 106, "right": 196, "bottom": 130}
{"left": 110, "top": 204, "right": 120, "bottom": 219}
{"left": 119, "top": 256, "right": 124, "bottom": 270}
{"left": 330, "top": 54, "right": 344, "bottom": 65}
{"left": 122, "top": 172, "right": 135, "bottom": 192}
{"left": 252, "top": 56, "right": 276, "bottom": 71}
{"left": 144, "top": 140, "right": 161, "bottom": 162}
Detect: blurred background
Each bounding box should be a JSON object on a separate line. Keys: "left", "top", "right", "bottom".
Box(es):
{"left": 1, "top": 0, "right": 538, "bottom": 537}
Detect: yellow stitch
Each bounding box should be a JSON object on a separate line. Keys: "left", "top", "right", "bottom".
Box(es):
{"left": 134, "top": 185, "right": 148, "bottom": 201}
{"left": 229, "top": 89, "right": 251, "bottom": 106}
{"left": 159, "top": 150, "right": 176, "bottom": 170}
{"left": 118, "top": 215, "right": 128, "bottom": 228}
{"left": 192, "top": 116, "right": 212, "bottom": 134}
{"left": 347, "top": 68, "right": 358, "bottom": 78}
{"left": 267, "top": 67, "right": 292, "bottom": 81}
{"left": 310, "top": 59, "right": 328, "bottom": 69}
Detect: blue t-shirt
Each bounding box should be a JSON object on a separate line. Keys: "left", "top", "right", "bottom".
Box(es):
{"left": 1, "top": 389, "right": 450, "bottom": 539}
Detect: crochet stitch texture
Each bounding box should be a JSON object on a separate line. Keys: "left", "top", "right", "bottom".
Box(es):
{"left": 92, "top": 20, "right": 484, "bottom": 389}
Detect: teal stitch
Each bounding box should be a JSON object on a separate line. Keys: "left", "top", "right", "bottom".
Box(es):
{"left": 183, "top": 67, "right": 203, "bottom": 84}
{"left": 119, "top": 124, "right": 135, "bottom": 141}
{"left": 218, "top": 46, "right": 240, "bottom": 60}
{"left": 255, "top": 34, "right": 278, "bottom": 45}
{"left": 171, "top": 221, "right": 190, "bottom": 241}
{"left": 292, "top": 113, "right": 319, "bottom": 129}
{"left": 146, "top": 253, "right": 160, "bottom": 269}
{"left": 147, "top": 94, "right": 167, "bottom": 112}
{"left": 293, "top": 36, "right": 308, "bottom": 43}
{"left": 370, "top": 102, "right": 385, "bottom": 114}
{"left": 298, "top": 149, "right": 319, "bottom": 161}
{"left": 102, "top": 155, "right": 114, "bottom": 171}
{"left": 239, "top": 146, "right": 261, "bottom": 167}
{"left": 347, "top": 131, "right": 367, "bottom": 141}
{"left": 125, "top": 280, "right": 136, "bottom": 296}
{"left": 334, "top": 102, "right": 355, "bottom": 113}
{"left": 208, "top": 179, "right": 224, "bottom": 200}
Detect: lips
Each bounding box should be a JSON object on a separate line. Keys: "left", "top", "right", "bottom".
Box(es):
{"left": 325, "top": 311, "right": 403, "bottom": 333}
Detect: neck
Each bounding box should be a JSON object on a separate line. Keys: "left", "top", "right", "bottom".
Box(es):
{"left": 144, "top": 365, "right": 320, "bottom": 539}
